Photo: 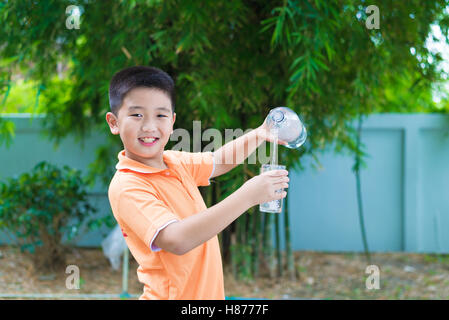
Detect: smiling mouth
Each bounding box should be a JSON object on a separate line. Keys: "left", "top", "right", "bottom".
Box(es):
{"left": 139, "top": 137, "right": 158, "bottom": 143}
{"left": 138, "top": 137, "right": 159, "bottom": 146}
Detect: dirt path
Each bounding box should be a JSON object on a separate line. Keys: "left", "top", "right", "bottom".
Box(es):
{"left": 1, "top": 246, "right": 448, "bottom": 299}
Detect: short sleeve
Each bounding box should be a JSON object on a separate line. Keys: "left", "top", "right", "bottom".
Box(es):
{"left": 117, "top": 187, "right": 179, "bottom": 251}
{"left": 178, "top": 151, "right": 215, "bottom": 186}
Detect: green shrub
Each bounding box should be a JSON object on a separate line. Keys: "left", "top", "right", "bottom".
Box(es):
{"left": 0, "top": 161, "right": 100, "bottom": 272}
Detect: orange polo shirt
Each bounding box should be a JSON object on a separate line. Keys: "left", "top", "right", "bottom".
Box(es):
{"left": 108, "top": 150, "right": 225, "bottom": 300}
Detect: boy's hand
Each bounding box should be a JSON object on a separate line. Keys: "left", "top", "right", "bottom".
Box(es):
{"left": 255, "top": 119, "right": 288, "bottom": 146}
{"left": 239, "top": 169, "right": 289, "bottom": 208}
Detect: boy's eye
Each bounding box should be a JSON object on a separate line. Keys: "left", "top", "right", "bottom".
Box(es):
{"left": 130, "top": 114, "right": 167, "bottom": 118}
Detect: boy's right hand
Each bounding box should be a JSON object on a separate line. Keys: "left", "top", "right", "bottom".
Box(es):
{"left": 239, "top": 169, "right": 289, "bottom": 208}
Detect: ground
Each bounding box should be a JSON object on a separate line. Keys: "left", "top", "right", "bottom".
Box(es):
{"left": 1, "top": 245, "right": 449, "bottom": 300}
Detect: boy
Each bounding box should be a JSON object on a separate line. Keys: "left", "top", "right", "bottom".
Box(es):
{"left": 106, "top": 66, "right": 289, "bottom": 300}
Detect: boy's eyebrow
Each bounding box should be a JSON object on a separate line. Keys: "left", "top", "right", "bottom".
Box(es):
{"left": 128, "top": 106, "right": 144, "bottom": 110}
{"left": 128, "top": 106, "right": 171, "bottom": 113}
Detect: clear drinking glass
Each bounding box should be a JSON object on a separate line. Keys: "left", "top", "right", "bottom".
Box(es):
{"left": 259, "top": 164, "right": 286, "bottom": 213}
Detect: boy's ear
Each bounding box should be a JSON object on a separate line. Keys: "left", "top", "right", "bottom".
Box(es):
{"left": 106, "top": 112, "right": 120, "bottom": 135}
{"left": 171, "top": 112, "right": 176, "bottom": 134}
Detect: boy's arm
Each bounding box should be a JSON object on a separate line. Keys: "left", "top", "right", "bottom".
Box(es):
{"left": 153, "top": 185, "right": 251, "bottom": 255}
{"left": 211, "top": 122, "right": 287, "bottom": 178}
{"left": 154, "top": 167, "right": 289, "bottom": 255}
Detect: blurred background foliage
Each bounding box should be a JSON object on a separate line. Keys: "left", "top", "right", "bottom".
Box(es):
{"left": 1, "top": 0, "right": 449, "bottom": 279}
{"left": 0, "top": 161, "right": 101, "bottom": 273}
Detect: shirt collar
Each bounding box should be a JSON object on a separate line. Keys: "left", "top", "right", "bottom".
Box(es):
{"left": 115, "top": 150, "right": 181, "bottom": 174}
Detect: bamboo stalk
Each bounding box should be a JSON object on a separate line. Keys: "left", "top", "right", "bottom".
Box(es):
{"left": 245, "top": 164, "right": 253, "bottom": 281}
{"left": 215, "top": 181, "right": 229, "bottom": 266}
{"left": 284, "top": 193, "right": 296, "bottom": 281}
{"left": 355, "top": 113, "right": 371, "bottom": 265}
{"left": 262, "top": 212, "right": 275, "bottom": 278}
{"left": 236, "top": 215, "right": 249, "bottom": 280}
{"left": 261, "top": 211, "right": 268, "bottom": 271}
{"left": 252, "top": 206, "right": 262, "bottom": 277}
{"left": 268, "top": 213, "right": 276, "bottom": 278}
{"left": 244, "top": 167, "right": 256, "bottom": 178}
{"left": 275, "top": 213, "right": 282, "bottom": 277}
{"left": 206, "top": 183, "right": 213, "bottom": 207}
{"left": 231, "top": 163, "right": 252, "bottom": 280}
{"left": 247, "top": 206, "right": 255, "bottom": 278}
{"left": 230, "top": 230, "right": 237, "bottom": 279}
{"left": 241, "top": 213, "right": 251, "bottom": 280}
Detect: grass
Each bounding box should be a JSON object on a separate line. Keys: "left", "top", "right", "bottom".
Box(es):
{"left": 423, "top": 254, "right": 449, "bottom": 265}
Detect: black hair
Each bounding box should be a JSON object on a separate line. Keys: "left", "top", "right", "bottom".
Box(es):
{"left": 108, "top": 66, "right": 175, "bottom": 116}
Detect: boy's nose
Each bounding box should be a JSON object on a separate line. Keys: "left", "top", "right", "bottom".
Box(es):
{"left": 141, "top": 121, "right": 157, "bottom": 132}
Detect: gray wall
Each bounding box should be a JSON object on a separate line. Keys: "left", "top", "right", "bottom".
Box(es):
{"left": 281, "top": 114, "right": 449, "bottom": 253}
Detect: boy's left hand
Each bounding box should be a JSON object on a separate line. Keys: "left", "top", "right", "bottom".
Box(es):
{"left": 255, "top": 119, "right": 288, "bottom": 146}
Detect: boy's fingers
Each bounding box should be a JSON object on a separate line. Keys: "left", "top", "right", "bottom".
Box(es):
{"left": 276, "top": 170, "right": 288, "bottom": 175}
{"left": 279, "top": 139, "right": 288, "bottom": 145}
{"left": 273, "top": 182, "right": 289, "bottom": 188}
{"left": 272, "top": 176, "right": 289, "bottom": 183}
{"left": 263, "top": 170, "right": 288, "bottom": 177}
{"left": 274, "top": 191, "right": 287, "bottom": 200}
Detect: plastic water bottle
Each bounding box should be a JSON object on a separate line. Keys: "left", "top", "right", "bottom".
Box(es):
{"left": 266, "top": 106, "right": 307, "bottom": 149}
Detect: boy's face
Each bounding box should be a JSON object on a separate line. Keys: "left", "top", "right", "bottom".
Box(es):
{"left": 106, "top": 87, "right": 176, "bottom": 168}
